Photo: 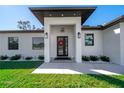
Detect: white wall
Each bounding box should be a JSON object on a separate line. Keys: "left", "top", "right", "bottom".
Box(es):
{"left": 82, "top": 30, "right": 103, "bottom": 56}
{"left": 120, "top": 22, "right": 124, "bottom": 65}
{"left": 50, "top": 25, "right": 75, "bottom": 58}
{"left": 103, "top": 23, "right": 120, "bottom": 64}
{"left": 0, "top": 32, "right": 44, "bottom": 57}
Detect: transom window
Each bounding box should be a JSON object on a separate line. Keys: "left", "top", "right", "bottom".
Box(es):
{"left": 85, "top": 34, "right": 94, "bottom": 46}
{"left": 32, "top": 37, "right": 44, "bottom": 50}
{"left": 8, "top": 37, "right": 19, "bottom": 50}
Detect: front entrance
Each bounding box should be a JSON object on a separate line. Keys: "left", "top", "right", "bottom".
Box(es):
{"left": 57, "top": 36, "right": 68, "bottom": 57}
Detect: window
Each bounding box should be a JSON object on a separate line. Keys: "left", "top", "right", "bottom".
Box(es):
{"left": 8, "top": 37, "right": 19, "bottom": 50}
{"left": 85, "top": 34, "right": 94, "bottom": 46}
{"left": 32, "top": 37, "right": 44, "bottom": 50}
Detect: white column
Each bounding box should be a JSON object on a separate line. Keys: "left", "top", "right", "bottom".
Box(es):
{"left": 75, "top": 23, "right": 82, "bottom": 63}
{"left": 44, "top": 24, "right": 50, "bottom": 63}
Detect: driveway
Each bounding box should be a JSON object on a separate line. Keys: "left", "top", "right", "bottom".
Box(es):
{"left": 32, "top": 62, "right": 124, "bottom": 75}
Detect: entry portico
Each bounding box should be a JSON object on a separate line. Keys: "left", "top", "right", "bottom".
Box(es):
{"left": 44, "top": 17, "right": 82, "bottom": 63}
{"left": 31, "top": 7, "right": 96, "bottom": 63}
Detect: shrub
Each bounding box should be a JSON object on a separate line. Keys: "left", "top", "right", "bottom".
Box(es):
{"left": 90, "top": 56, "right": 99, "bottom": 61}
{"left": 82, "top": 56, "right": 90, "bottom": 61}
{"left": 10, "top": 54, "right": 21, "bottom": 60}
{"left": 0, "top": 55, "right": 8, "bottom": 60}
{"left": 25, "top": 57, "right": 33, "bottom": 60}
{"left": 38, "top": 55, "right": 44, "bottom": 60}
{"left": 100, "top": 56, "right": 110, "bottom": 62}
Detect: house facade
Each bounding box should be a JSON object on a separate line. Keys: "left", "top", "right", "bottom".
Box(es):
{"left": 0, "top": 7, "right": 124, "bottom": 65}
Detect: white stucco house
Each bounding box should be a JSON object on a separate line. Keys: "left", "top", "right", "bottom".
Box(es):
{"left": 0, "top": 6, "right": 124, "bottom": 65}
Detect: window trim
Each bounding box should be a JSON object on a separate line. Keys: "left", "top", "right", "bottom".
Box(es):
{"left": 8, "top": 37, "right": 19, "bottom": 50}
{"left": 32, "top": 37, "right": 44, "bottom": 50}
{"left": 85, "top": 33, "right": 94, "bottom": 46}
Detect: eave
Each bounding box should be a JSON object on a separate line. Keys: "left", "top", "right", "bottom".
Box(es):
{"left": 29, "top": 6, "right": 96, "bottom": 25}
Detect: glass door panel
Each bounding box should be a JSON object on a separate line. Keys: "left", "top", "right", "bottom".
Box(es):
{"left": 57, "top": 36, "right": 68, "bottom": 56}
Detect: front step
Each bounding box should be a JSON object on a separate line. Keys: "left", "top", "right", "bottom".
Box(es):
{"left": 54, "top": 57, "right": 71, "bottom": 60}
{"left": 50, "top": 57, "right": 75, "bottom": 63}
{"left": 51, "top": 60, "right": 75, "bottom": 63}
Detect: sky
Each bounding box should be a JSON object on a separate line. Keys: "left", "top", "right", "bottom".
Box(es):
{"left": 0, "top": 5, "right": 124, "bottom": 30}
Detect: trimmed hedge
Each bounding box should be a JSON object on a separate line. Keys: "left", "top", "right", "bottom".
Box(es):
{"left": 0, "top": 55, "right": 8, "bottom": 60}
{"left": 25, "top": 57, "right": 33, "bottom": 60}
{"left": 90, "top": 56, "right": 99, "bottom": 61}
{"left": 82, "top": 55, "right": 110, "bottom": 62}
{"left": 10, "top": 54, "right": 21, "bottom": 60}
{"left": 100, "top": 56, "right": 110, "bottom": 62}
{"left": 82, "top": 56, "right": 90, "bottom": 61}
{"left": 38, "top": 55, "right": 44, "bottom": 60}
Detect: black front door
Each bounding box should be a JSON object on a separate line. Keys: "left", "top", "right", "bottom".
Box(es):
{"left": 57, "top": 36, "right": 68, "bottom": 56}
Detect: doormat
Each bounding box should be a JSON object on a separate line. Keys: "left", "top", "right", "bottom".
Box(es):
{"left": 54, "top": 57, "right": 71, "bottom": 60}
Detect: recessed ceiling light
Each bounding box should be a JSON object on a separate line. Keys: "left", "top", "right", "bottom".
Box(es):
{"left": 61, "top": 14, "right": 64, "bottom": 16}
{"left": 74, "top": 13, "right": 76, "bottom": 16}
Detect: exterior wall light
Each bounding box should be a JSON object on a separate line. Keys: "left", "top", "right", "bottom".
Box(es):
{"left": 77, "top": 32, "right": 81, "bottom": 38}
{"left": 44, "top": 32, "right": 48, "bottom": 39}
{"left": 73, "top": 13, "right": 76, "bottom": 16}
{"left": 60, "top": 27, "right": 64, "bottom": 32}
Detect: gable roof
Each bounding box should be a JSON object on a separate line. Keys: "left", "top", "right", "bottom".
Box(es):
{"left": 81, "top": 25, "right": 102, "bottom": 30}
{"left": 29, "top": 6, "right": 96, "bottom": 25}
{"left": 103, "top": 15, "right": 124, "bottom": 29}
{"left": 82, "top": 15, "right": 124, "bottom": 30}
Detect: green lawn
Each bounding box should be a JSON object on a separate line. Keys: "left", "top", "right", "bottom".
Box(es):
{"left": 0, "top": 61, "right": 124, "bottom": 88}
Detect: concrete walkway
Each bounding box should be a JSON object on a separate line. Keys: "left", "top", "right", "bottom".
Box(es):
{"left": 32, "top": 62, "right": 124, "bottom": 75}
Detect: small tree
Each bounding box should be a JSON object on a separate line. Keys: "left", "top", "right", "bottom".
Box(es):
{"left": 17, "top": 20, "right": 41, "bottom": 30}
{"left": 17, "top": 20, "right": 32, "bottom": 30}
{"left": 32, "top": 25, "right": 36, "bottom": 30}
